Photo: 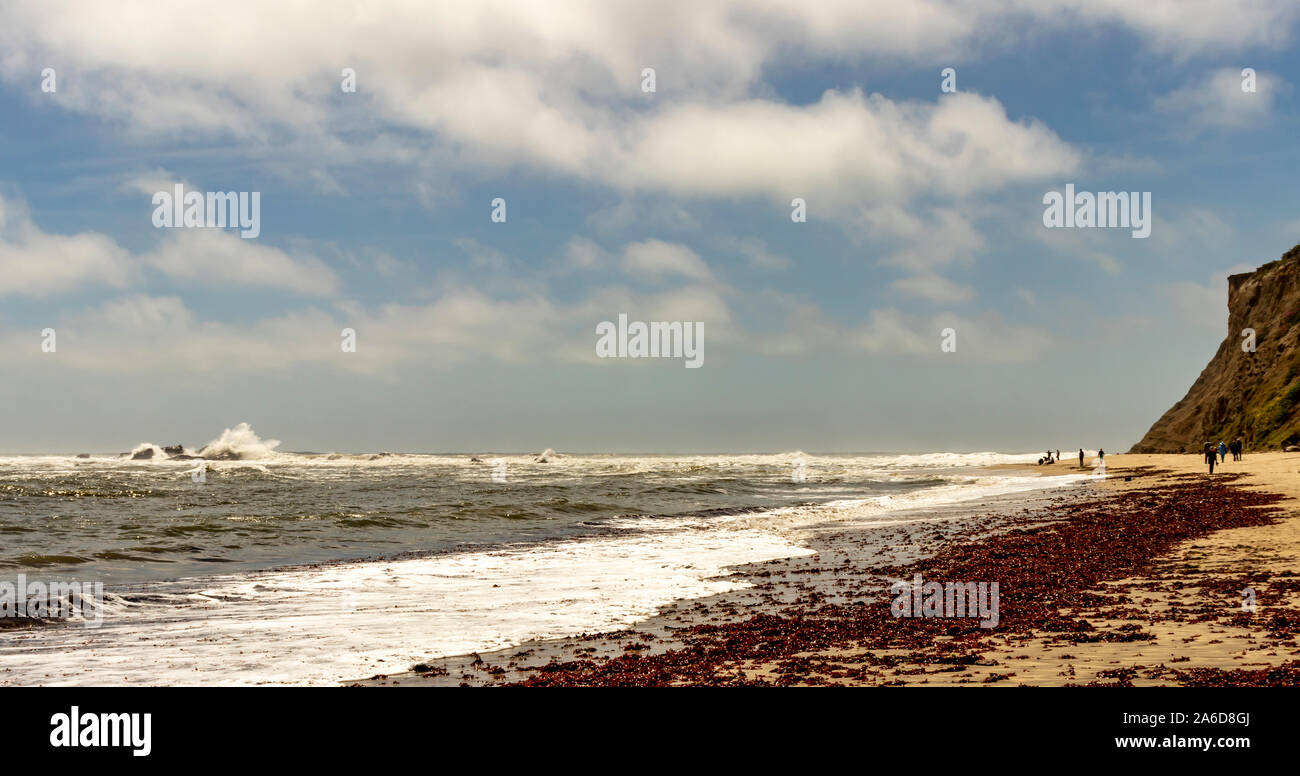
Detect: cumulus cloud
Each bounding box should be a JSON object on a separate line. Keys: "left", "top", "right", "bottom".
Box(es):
{"left": 1, "top": 236, "right": 1052, "bottom": 374}
{"left": 1155, "top": 67, "right": 1288, "bottom": 130}
{"left": 0, "top": 194, "right": 339, "bottom": 298}
{"left": 0, "top": 2, "right": 1103, "bottom": 223}
{"left": 621, "top": 240, "right": 716, "bottom": 283}
{"left": 140, "top": 229, "right": 340, "bottom": 297}
{"left": 618, "top": 91, "right": 1079, "bottom": 211}
{"left": 862, "top": 206, "right": 988, "bottom": 271}
{"left": 751, "top": 290, "right": 1051, "bottom": 362}
{"left": 0, "top": 197, "right": 133, "bottom": 297}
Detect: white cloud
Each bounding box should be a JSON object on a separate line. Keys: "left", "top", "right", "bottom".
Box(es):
{"left": 621, "top": 240, "right": 716, "bottom": 283}
{"left": 3, "top": 279, "right": 740, "bottom": 374}
{"left": 619, "top": 91, "right": 1079, "bottom": 210}
{"left": 891, "top": 273, "right": 975, "bottom": 303}
{"left": 3, "top": 232, "right": 1055, "bottom": 375}
{"left": 847, "top": 309, "right": 1050, "bottom": 362}
{"left": 1147, "top": 207, "right": 1236, "bottom": 259}
{"left": 725, "top": 237, "right": 790, "bottom": 271}
{"left": 0, "top": 197, "right": 134, "bottom": 297}
{"left": 0, "top": 3, "right": 1099, "bottom": 224}
{"left": 0, "top": 194, "right": 338, "bottom": 298}
{"left": 1045, "top": 0, "right": 1300, "bottom": 53}
{"left": 124, "top": 168, "right": 185, "bottom": 196}
{"left": 1025, "top": 218, "right": 1124, "bottom": 274}
{"left": 1155, "top": 67, "right": 1288, "bottom": 129}
{"left": 141, "top": 229, "right": 339, "bottom": 296}
{"left": 862, "top": 206, "right": 988, "bottom": 271}
{"left": 559, "top": 236, "right": 604, "bottom": 272}
{"left": 749, "top": 291, "right": 1049, "bottom": 362}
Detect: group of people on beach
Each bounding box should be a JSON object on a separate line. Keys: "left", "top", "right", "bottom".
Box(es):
{"left": 1204, "top": 439, "right": 1245, "bottom": 473}
{"left": 1037, "top": 448, "right": 1103, "bottom": 467}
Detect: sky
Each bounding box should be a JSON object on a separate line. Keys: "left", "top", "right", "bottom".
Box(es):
{"left": 1, "top": 0, "right": 1298, "bottom": 454}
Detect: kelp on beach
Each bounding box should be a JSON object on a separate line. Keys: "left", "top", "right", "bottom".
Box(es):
{"left": 459, "top": 469, "right": 1298, "bottom": 686}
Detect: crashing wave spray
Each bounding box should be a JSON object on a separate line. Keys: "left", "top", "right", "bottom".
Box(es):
{"left": 196, "top": 423, "right": 281, "bottom": 460}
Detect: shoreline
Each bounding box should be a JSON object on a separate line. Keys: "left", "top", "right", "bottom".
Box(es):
{"left": 347, "top": 473, "right": 1094, "bottom": 686}
{"left": 352, "top": 452, "right": 1300, "bottom": 686}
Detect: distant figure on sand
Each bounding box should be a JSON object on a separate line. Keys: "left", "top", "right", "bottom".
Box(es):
{"left": 1204, "top": 442, "right": 1215, "bottom": 473}
{"left": 1079, "top": 449, "right": 1084, "bottom": 468}
{"left": 1231, "top": 438, "right": 1243, "bottom": 461}
{"left": 1098, "top": 448, "right": 1104, "bottom": 461}
{"left": 1218, "top": 441, "right": 1227, "bottom": 463}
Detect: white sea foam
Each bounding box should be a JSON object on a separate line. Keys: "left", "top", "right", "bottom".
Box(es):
{"left": 127, "top": 443, "right": 167, "bottom": 460}
{"left": 0, "top": 466, "right": 1088, "bottom": 686}
{"left": 0, "top": 525, "right": 813, "bottom": 686}
{"left": 196, "top": 422, "right": 281, "bottom": 460}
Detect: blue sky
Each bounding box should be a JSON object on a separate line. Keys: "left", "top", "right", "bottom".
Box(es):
{"left": 1, "top": 1, "right": 1298, "bottom": 453}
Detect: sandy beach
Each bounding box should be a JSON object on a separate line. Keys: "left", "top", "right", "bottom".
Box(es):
{"left": 354, "top": 452, "right": 1300, "bottom": 686}
{"left": 937, "top": 452, "right": 1300, "bottom": 685}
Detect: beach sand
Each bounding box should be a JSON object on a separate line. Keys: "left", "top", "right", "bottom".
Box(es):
{"left": 901, "top": 452, "right": 1300, "bottom": 686}
{"left": 352, "top": 452, "right": 1300, "bottom": 687}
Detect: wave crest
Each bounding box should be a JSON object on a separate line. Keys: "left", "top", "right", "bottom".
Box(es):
{"left": 197, "top": 423, "right": 281, "bottom": 460}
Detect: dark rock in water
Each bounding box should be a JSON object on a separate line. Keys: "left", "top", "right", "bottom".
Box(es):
{"left": 201, "top": 451, "right": 241, "bottom": 461}
{"left": 1286, "top": 446, "right": 1300, "bottom": 452}
{"left": 75, "top": 453, "right": 90, "bottom": 459}
{"left": 163, "top": 444, "right": 184, "bottom": 457}
{"left": 411, "top": 663, "right": 432, "bottom": 673}
{"left": 131, "top": 448, "right": 155, "bottom": 460}
{"left": 469, "top": 457, "right": 484, "bottom": 463}
{"left": 170, "top": 454, "right": 200, "bottom": 460}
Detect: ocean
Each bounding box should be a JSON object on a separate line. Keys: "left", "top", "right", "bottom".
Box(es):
{"left": 0, "top": 425, "right": 1091, "bottom": 685}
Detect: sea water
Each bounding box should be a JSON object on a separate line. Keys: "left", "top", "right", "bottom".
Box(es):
{"left": 0, "top": 424, "right": 1088, "bottom": 685}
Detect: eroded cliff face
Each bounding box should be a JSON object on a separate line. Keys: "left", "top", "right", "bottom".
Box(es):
{"left": 1130, "top": 245, "right": 1300, "bottom": 453}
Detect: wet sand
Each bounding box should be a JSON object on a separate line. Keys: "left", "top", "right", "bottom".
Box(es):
{"left": 351, "top": 453, "right": 1300, "bottom": 687}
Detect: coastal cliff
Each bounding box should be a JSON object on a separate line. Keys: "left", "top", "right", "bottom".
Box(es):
{"left": 1130, "top": 245, "right": 1300, "bottom": 453}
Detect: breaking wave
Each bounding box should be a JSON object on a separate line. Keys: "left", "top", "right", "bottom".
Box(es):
{"left": 197, "top": 423, "right": 281, "bottom": 460}
{"left": 126, "top": 422, "right": 281, "bottom": 462}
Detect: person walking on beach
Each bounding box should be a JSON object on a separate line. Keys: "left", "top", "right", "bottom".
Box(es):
{"left": 1218, "top": 440, "right": 1227, "bottom": 464}
{"left": 1079, "top": 448, "right": 1084, "bottom": 468}
{"left": 1098, "top": 448, "right": 1104, "bottom": 462}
